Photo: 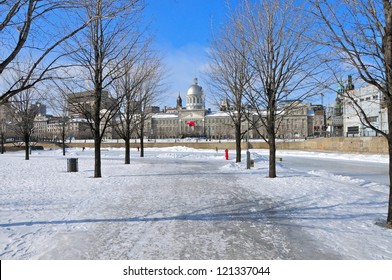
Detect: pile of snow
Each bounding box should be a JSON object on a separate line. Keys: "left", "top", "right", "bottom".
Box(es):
{"left": 277, "top": 150, "right": 389, "bottom": 164}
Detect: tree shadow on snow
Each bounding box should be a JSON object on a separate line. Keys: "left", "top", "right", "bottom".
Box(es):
{"left": 0, "top": 196, "right": 386, "bottom": 232}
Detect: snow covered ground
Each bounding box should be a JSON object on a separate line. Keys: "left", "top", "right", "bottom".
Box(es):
{"left": 0, "top": 147, "right": 391, "bottom": 260}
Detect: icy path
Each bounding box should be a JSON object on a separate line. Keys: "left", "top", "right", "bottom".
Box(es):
{"left": 1, "top": 151, "right": 341, "bottom": 259}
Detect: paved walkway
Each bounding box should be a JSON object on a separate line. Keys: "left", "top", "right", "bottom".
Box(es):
{"left": 49, "top": 157, "right": 341, "bottom": 259}
{"left": 1, "top": 153, "right": 341, "bottom": 259}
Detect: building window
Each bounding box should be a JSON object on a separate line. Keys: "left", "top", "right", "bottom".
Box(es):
{"left": 347, "top": 126, "right": 359, "bottom": 135}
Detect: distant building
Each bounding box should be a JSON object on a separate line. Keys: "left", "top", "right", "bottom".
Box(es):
{"left": 32, "top": 115, "right": 49, "bottom": 140}
{"left": 254, "top": 101, "right": 324, "bottom": 139}
{"left": 34, "top": 102, "right": 47, "bottom": 116}
{"left": 0, "top": 103, "right": 11, "bottom": 123}
{"left": 327, "top": 76, "right": 388, "bottom": 137}
{"left": 343, "top": 84, "right": 387, "bottom": 136}
{"left": 24, "top": 79, "right": 329, "bottom": 141}
{"left": 146, "top": 78, "right": 209, "bottom": 139}
{"left": 327, "top": 96, "right": 344, "bottom": 137}
{"left": 67, "top": 118, "right": 93, "bottom": 140}
{"left": 65, "top": 90, "right": 117, "bottom": 139}
{"left": 66, "top": 90, "right": 116, "bottom": 118}
{"left": 144, "top": 78, "right": 322, "bottom": 140}
{"left": 0, "top": 103, "right": 13, "bottom": 142}
{"left": 310, "top": 104, "right": 326, "bottom": 137}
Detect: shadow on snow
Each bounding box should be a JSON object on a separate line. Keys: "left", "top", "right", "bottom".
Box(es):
{"left": 0, "top": 196, "right": 385, "bottom": 230}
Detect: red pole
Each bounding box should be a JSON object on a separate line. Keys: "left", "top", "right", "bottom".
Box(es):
{"left": 225, "top": 149, "right": 229, "bottom": 160}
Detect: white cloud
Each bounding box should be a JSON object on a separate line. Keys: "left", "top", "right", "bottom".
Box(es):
{"left": 160, "top": 43, "right": 215, "bottom": 109}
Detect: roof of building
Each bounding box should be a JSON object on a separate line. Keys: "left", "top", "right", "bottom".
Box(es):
{"left": 152, "top": 113, "right": 179, "bottom": 119}
{"left": 205, "top": 111, "right": 230, "bottom": 117}
{"left": 186, "top": 78, "right": 203, "bottom": 96}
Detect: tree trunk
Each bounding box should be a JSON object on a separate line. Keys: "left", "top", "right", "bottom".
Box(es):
{"left": 124, "top": 120, "right": 131, "bottom": 164}
{"left": 268, "top": 105, "right": 277, "bottom": 178}
{"left": 140, "top": 125, "right": 144, "bottom": 158}
{"left": 383, "top": 1, "right": 392, "bottom": 227}
{"left": 125, "top": 138, "right": 130, "bottom": 164}
{"left": 387, "top": 105, "right": 392, "bottom": 226}
{"left": 268, "top": 133, "right": 277, "bottom": 178}
{"left": 24, "top": 133, "right": 30, "bottom": 160}
{"left": 94, "top": 134, "right": 102, "bottom": 178}
{"left": 235, "top": 122, "right": 242, "bottom": 162}
{"left": 94, "top": 109, "right": 102, "bottom": 177}
{"left": 1, "top": 132, "right": 4, "bottom": 154}
{"left": 62, "top": 126, "right": 66, "bottom": 156}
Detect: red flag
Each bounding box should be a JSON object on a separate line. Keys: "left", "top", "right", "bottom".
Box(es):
{"left": 186, "top": 121, "right": 195, "bottom": 127}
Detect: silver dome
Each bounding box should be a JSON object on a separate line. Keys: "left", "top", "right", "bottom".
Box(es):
{"left": 187, "top": 78, "right": 203, "bottom": 96}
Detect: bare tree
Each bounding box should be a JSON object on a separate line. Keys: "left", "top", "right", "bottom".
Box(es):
{"left": 64, "top": 0, "right": 144, "bottom": 177}
{"left": 2, "top": 59, "right": 43, "bottom": 159}
{"left": 7, "top": 88, "right": 41, "bottom": 160}
{"left": 113, "top": 60, "right": 140, "bottom": 164}
{"left": 243, "top": 0, "right": 322, "bottom": 178}
{"left": 134, "top": 53, "right": 165, "bottom": 158}
{"left": 45, "top": 84, "right": 70, "bottom": 156}
{"left": 207, "top": 1, "right": 254, "bottom": 163}
{"left": 0, "top": 0, "right": 92, "bottom": 104}
{"left": 0, "top": 103, "right": 12, "bottom": 154}
{"left": 311, "top": 0, "right": 392, "bottom": 227}
{"left": 113, "top": 46, "right": 151, "bottom": 164}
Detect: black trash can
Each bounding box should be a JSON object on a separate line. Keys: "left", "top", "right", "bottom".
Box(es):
{"left": 67, "top": 158, "right": 78, "bottom": 172}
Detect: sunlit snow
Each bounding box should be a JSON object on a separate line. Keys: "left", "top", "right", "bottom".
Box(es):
{"left": 0, "top": 147, "right": 391, "bottom": 259}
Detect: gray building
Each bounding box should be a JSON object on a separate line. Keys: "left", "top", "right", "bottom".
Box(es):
{"left": 25, "top": 79, "right": 325, "bottom": 141}
{"left": 146, "top": 78, "right": 210, "bottom": 139}
{"left": 146, "top": 79, "right": 322, "bottom": 140}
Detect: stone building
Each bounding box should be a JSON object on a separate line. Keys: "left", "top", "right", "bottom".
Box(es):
{"left": 0, "top": 103, "right": 12, "bottom": 150}
{"left": 145, "top": 78, "right": 241, "bottom": 140}
{"left": 253, "top": 101, "right": 324, "bottom": 140}
{"left": 343, "top": 84, "right": 387, "bottom": 136}
{"left": 146, "top": 78, "right": 210, "bottom": 139}
{"left": 327, "top": 76, "right": 388, "bottom": 137}
{"left": 145, "top": 79, "right": 322, "bottom": 140}
{"left": 66, "top": 90, "right": 116, "bottom": 118}
{"left": 23, "top": 79, "right": 326, "bottom": 141}
{"left": 327, "top": 97, "right": 344, "bottom": 137}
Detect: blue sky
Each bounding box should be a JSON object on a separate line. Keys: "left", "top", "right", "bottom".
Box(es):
{"left": 145, "top": 0, "right": 238, "bottom": 109}
{"left": 144, "top": 0, "right": 343, "bottom": 109}
{"left": 146, "top": 0, "right": 236, "bottom": 48}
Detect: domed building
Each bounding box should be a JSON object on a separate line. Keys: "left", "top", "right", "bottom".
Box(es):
{"left": 144, "top": 77, "right": 320, "bottom": 140}
{"left": 145, "top": 78, "right": 259, "bottom": 140}
{"left": 186, "top": 78, "right": 205, "bottom": 110}
{"left": 146, "top": 78, "right": 235, "bottom": 139}
{"left": 29, "top": 78, "right": 324, "bottom": 141}
{"left": 177, "top": 78, "right": 207, "bottom": 137}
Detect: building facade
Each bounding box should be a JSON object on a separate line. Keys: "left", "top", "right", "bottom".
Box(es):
{"left": 14, "top": 78, "right": 328, "bottom": 142}
{"left": 327, "top": 78, "right": 388, "bottom": 137}
{"left": 342, "top": 84, "right": 387, "bottom": 136}
{"left": 146, "top": 78, "right": 210, "bottom": 139}
{"left": 145, "top": 79, "right": 324, "bottom": 140}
